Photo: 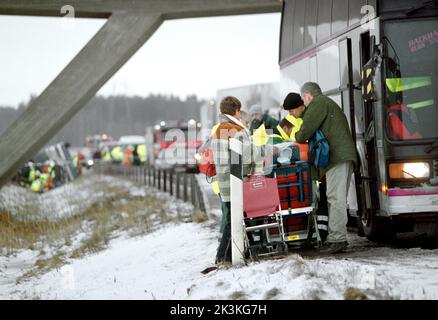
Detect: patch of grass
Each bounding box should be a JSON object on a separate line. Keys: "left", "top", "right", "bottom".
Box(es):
{"left": 17, "top": 253, "right": 66, "bottom": 284}
{"left": 1, "top": 182, "right": 192, "bottom": 282}
{"left": 264, "top": 288, "right": 280, "bottom": 300}
{"left": 192, "top": 210, "right": 209, "bottom": 223}
{"left": 229, "top": 290, "right": 247, "bottom": 300}
{"left": 64, "top": 237, "right": 72, "bottom": 247}
{"left": 309, "top": 289, "right": 323, "bottom": 300}
{"left": 307, "top": 271, "right": 317, "bottom": 278}
{"left": 344, "top": 287, "right": 368, "bottom": 300}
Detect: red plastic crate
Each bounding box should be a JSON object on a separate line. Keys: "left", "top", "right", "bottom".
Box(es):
{"left": 276, "top": 170, "right": 311, "bottom": 210}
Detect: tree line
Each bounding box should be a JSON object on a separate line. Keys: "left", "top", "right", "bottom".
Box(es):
{"left": 0, "top": 94, "right": 205, "bottom": 147}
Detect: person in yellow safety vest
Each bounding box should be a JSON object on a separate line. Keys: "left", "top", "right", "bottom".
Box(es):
{"left": 47, "top": 160, "right": 61, "bottom": 188}
{"left": 72, "top": 154, "right": 79, "bottom": 173}
{"left": 268, "top": 118, "right": 294, "bottom": 145}
{"left": 136, "top": 144, "right": 147, "bottom": 164}
{"left": 111, "top": 145, "right": 124, "bottom": 163}
{"left": 30, "top": 170, "right": 42, "bottom": 193}
{"left": 28, "top": 163, "right": 36, "bottom": 184}
{"left": 101, "top": 147, "right": 112, "bottom": 162}
{"left": 48, "top": 162, "right": 55, "bottom": 183}
{"left": 249, "top": 104, "right": 279, "bottom": 146}
{"left": 282, "top": 92, "right": 306, "bottom": 141}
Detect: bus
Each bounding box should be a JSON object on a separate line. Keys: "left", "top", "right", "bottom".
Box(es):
{"left": 279, "top": 0, "right": 438, "bottom": 241}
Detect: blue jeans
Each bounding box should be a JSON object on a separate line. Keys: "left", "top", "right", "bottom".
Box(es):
{"left": 216, "top": 201, "right": 231, "bottom": 262}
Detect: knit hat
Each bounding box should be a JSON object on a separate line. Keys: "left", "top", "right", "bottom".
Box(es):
{"left": 249, "top": 104, "right": 263, "bottom": 117}
{"left": 283, "top": 92, "right": 304, "bottom": 110}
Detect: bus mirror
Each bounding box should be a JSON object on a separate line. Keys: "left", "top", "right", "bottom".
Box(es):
{"left": 361, "top": 44, "right": 383, "bottom": 102}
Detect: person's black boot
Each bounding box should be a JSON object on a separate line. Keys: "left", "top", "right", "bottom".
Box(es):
{"left": 318, "top": 241, "right": 348, "bottom": 254}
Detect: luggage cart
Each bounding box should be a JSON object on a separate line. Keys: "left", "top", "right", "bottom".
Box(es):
{"left": 242, "top": 161, "right": 321, "bottom": 260}
{"left": 273, "top": 161, "right": 321, "bottom": 248}
{"left": 242, "top": 174, "right": 288, "bottom": 260}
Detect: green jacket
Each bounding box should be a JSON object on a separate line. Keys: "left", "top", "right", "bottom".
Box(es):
{"left": 295, "top": 95, "right": 357, "bottom": 178}
{"left": 267, "top": 125, "right": 288, "bottom": 145}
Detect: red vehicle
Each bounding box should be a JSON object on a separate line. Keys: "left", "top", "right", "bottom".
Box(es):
{"left": 152, "top": 120, "right": 202, "bottom": 160}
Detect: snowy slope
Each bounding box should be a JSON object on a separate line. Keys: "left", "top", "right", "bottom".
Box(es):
{"left": 1, "top": 174, "right": 438, "bottom": 300}
{"left": 3, "top": 221, "right": 438, "bottom": 300}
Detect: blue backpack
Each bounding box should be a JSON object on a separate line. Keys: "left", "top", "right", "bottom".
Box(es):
{"left": 308, "top": 129, "right": 330, "bottom": 168}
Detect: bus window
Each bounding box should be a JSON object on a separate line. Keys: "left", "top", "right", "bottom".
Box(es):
{"left": 332, "top": 0, "right": 348, "bottom": 34}
{"left": 304, "top": 0, "right": 318, "bottom": 49}
{"left": 292, "top": 0, "right": 306, "bottom": 54}
{"left": 317, "top": 0, "right": 332, "bottom": 43}
{"left": 348, "top": 0, "right": 366, "bottom": 27}
{"left": 383, "top": 19, "right": 438, "bottom": 141}
{"left": 280, "top": 0, "right": 295, "bottom": 62}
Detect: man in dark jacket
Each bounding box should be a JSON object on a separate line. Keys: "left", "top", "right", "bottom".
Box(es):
{"left": 248, "top": 104, "right": 279, "bottom": 135}
{"left": 295, "top": 82, "right": 357, "bottom": 254}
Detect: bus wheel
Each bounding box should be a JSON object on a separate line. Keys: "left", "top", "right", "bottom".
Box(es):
{"left": 358, "top": 210, "right": 396, "bottom": 243}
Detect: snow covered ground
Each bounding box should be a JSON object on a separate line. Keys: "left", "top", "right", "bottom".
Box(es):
{"left": 1, "top": 174, "right": 438, "bottom": 300}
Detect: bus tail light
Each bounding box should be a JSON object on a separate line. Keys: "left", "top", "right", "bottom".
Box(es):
{"left": 389, "top": 162, "right": 430, "bottom": 179}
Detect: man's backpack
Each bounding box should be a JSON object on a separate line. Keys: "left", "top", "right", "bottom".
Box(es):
{"left": 308, "top": 129, "right": 330, "bottom": 168}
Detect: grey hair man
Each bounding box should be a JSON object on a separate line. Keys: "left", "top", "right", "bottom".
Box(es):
{"left": 295, "top": 82, "right": 357, "bottom": 254}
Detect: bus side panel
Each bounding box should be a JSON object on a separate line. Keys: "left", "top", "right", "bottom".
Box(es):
{"left": 279, "top": 18, "right": 382, "bottom": 217}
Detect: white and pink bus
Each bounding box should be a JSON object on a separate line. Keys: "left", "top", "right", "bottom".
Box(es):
{"left": 279, "top": 0, "right": 438, "bottom": 241}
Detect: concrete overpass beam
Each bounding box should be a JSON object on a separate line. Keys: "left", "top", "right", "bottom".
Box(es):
{"left": 0, "top": 12, "right": 163, "bottom": 186}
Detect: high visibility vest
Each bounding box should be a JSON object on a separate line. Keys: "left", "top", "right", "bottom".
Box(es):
{"left": 252, "top": 123, "right": 269, "bottom": 146}
{"left": 137, "top": 144, "right": 147, "bottom": 163}
{"left": 30, "top": 179, "right": 42, "bottom": 193}
{"left": 29, "top": 167, "right": 36, "bottom": 182}
{"left": 211, "top": 123, "right": 220, "bottom": 135}
{"left": 102, "top": 149, "right": 112, "bottom": 162}
{"left": 386, "top": 76, "right": 434, "bottom": 110}
{"left": 72, "top": 155, "right": 78, "bottom": 168}
{"left": 211, "top": 177, "right": 220, "bottom": 195}
{"left": 48, "top": 164, "right": 56, "bottom": 179}
{"left": 111, "top": 146, "right": 123, "bottom": 162}
{"left": 268, "top": 133, "right": 285, "bottom": 145}
{"left": 285, "top": 114, "right": 303, "bottom": 141}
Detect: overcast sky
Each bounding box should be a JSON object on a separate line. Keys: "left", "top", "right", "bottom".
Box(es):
{"left": 0, "top": 13, "right": 280, "bottom": 108}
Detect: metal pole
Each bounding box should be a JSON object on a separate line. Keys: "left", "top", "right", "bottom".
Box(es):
{"left": 153, "top": 166, "right": 156, "bottom": 187}
{"left": 158, "top": 169, "right": 161, "bottom": 190}
{"left": 183, "top": 174, "right": 188, "bottom": 202}
{"left": 176, "top": 173, "right": 180, "bottom": 199}
{"left": 169, "top": 171, "right": 174, "bottom": 196}
{"left": 191, "top": 174, "right": 196, "bottom": 208}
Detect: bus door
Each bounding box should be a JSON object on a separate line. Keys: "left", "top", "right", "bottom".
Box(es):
{"left": 338, "top": 37, "right": 363, "bottom": 218}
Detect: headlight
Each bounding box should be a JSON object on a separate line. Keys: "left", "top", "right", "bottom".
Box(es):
{"left": 87, "top": 159, "right": 94, "bottom": 166}
{"left": 389, "top": 162, "right": 430, "bottom": 179}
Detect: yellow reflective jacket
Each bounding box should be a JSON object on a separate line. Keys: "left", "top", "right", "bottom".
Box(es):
{"left": 252, "top": 123, "right": 269, "bottom": 146}
{"left": 111, "top": 146, "right": 123, "bottom": 162}
{"left": 137, "top": 144, "right": 147, "bottom": 163}
{"left": 285, "top": 114, "right": 303, "bottom": 141}
{"left": 30, "top": 179, "right": 42, "bottom": 193}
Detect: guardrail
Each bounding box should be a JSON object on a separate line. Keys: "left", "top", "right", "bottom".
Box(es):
{"left": 94, "top": 163, "right": 206, "bottom": 213}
